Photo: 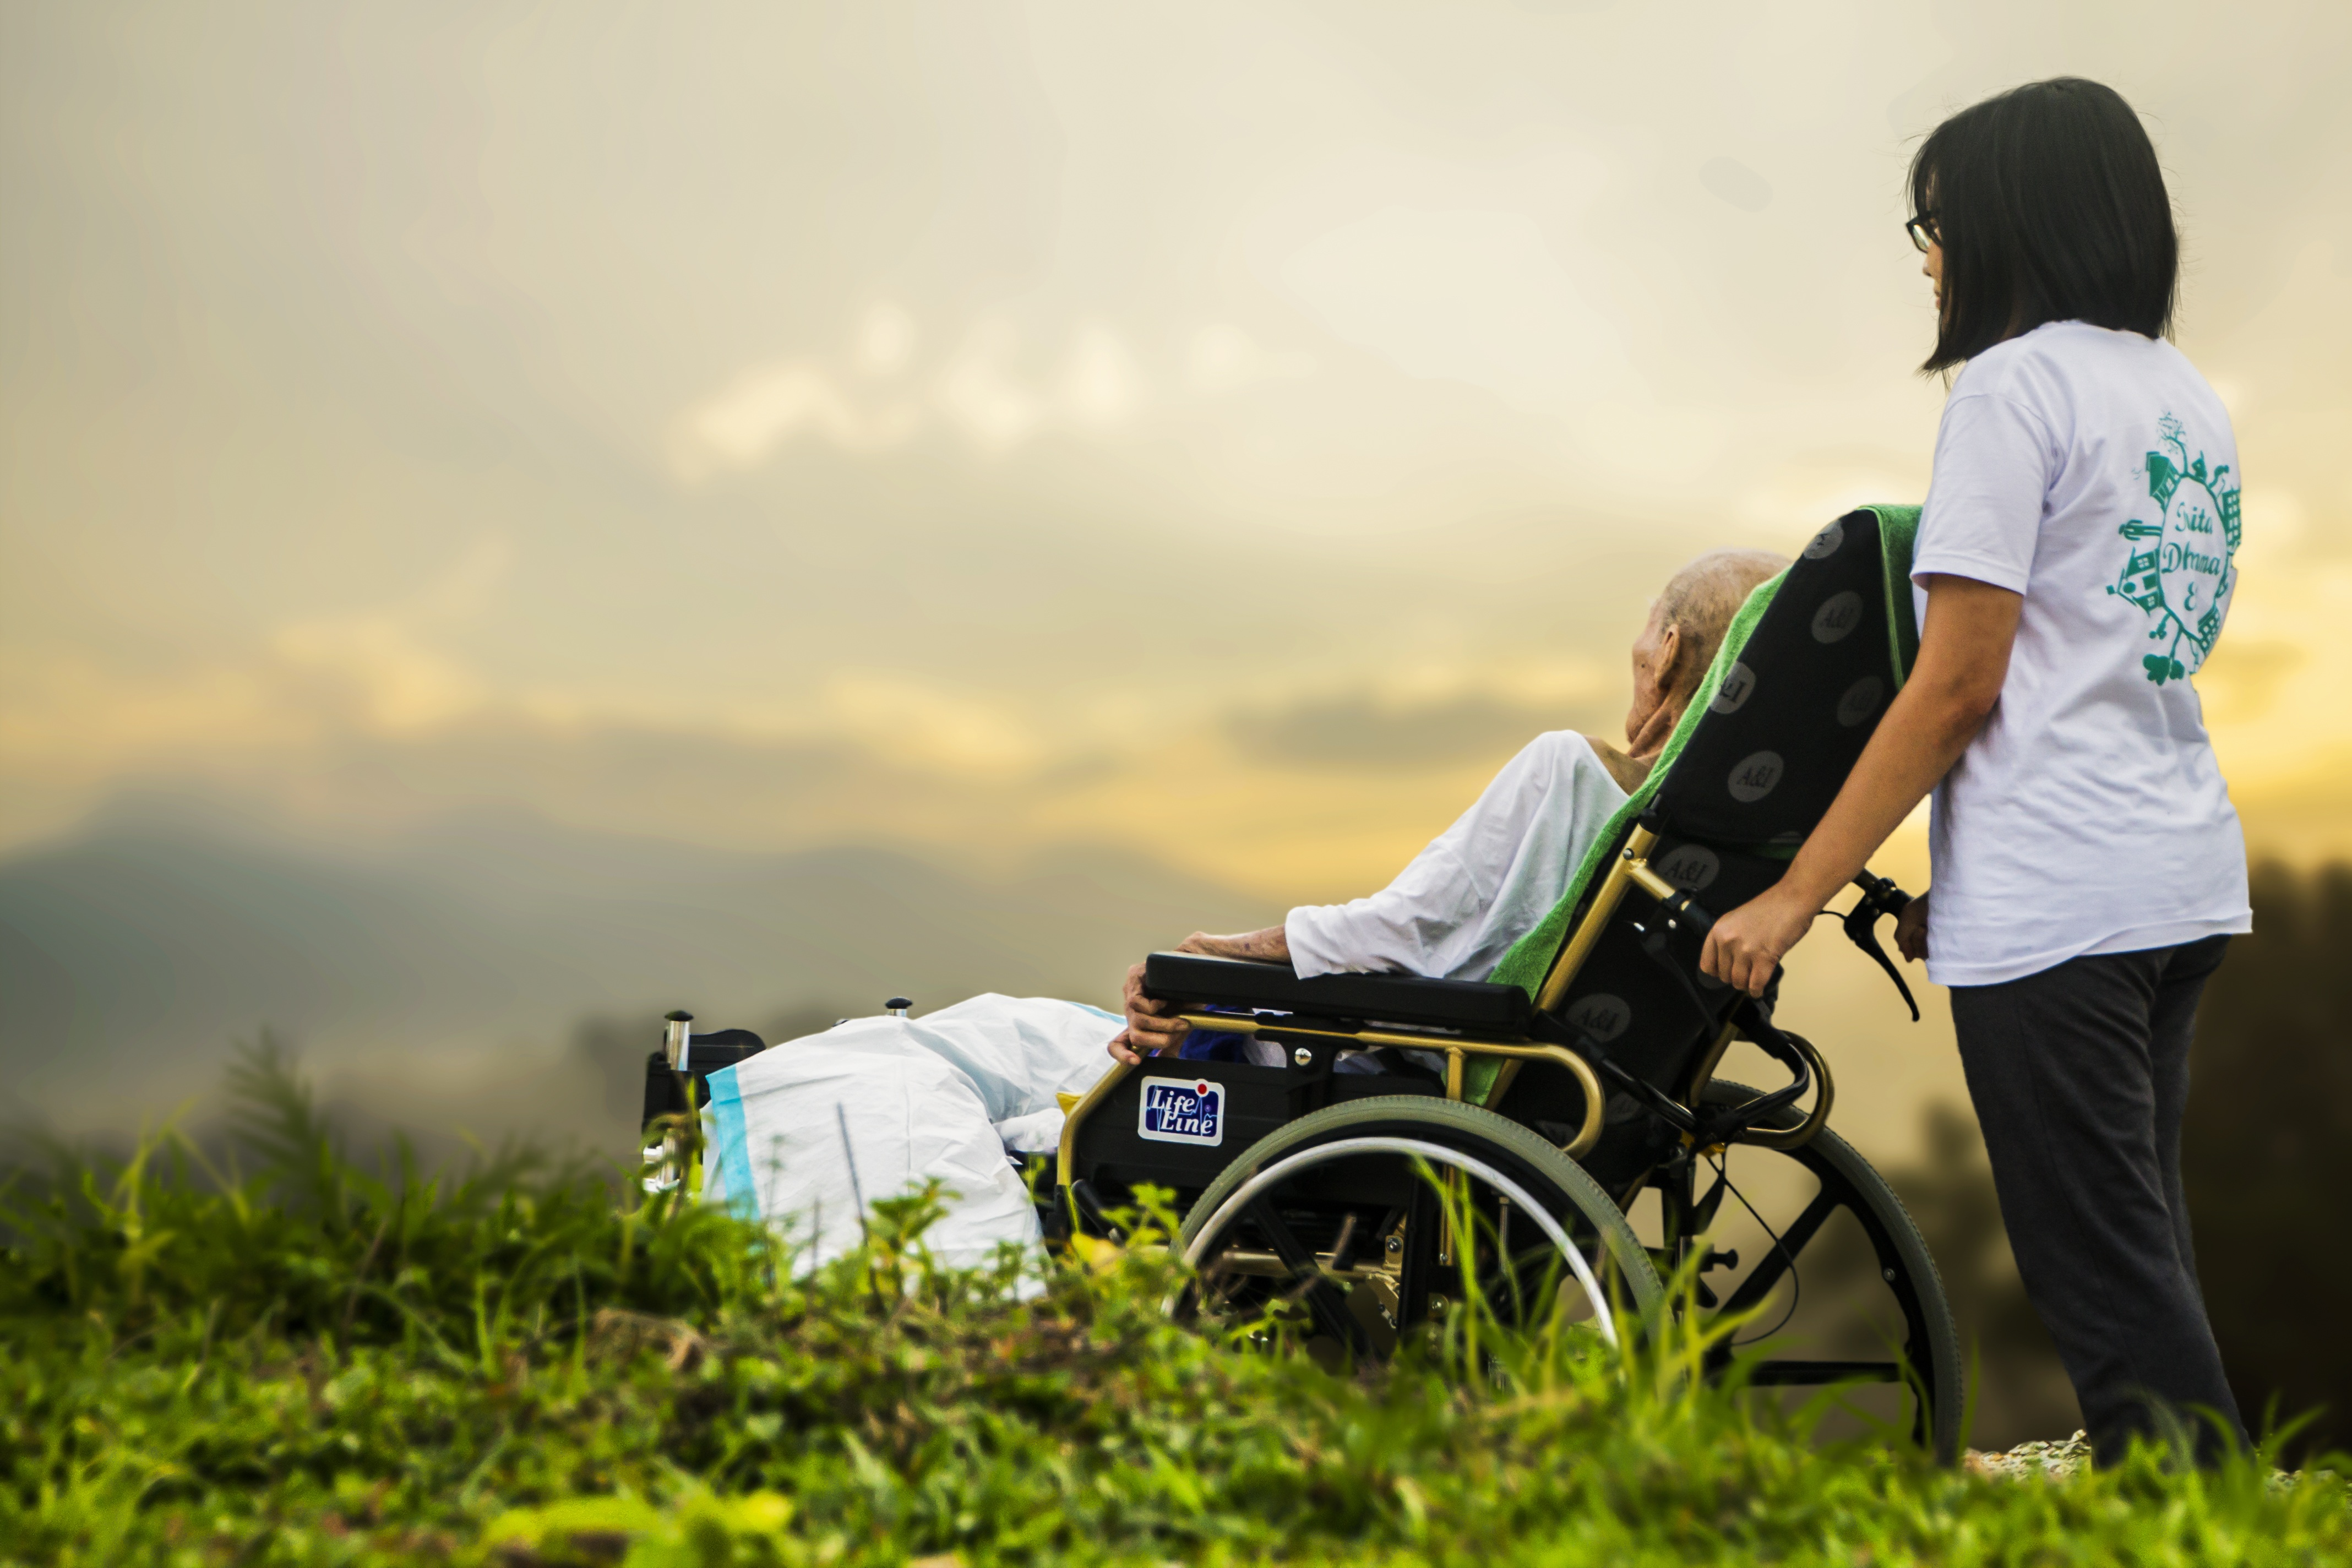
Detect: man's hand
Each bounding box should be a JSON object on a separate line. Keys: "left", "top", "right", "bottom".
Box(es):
{"left": 1109, "top": 959, "right": 1189, "bottom": 1065}
{"left": 1895, "top": 890, "right": 1930, "bottom": 963}
{"left": 1106, "top": 925, "right": 1292, "bottom": 1065}
{"left": 1698, "top": 881, "right": 1818, "bottom": 998}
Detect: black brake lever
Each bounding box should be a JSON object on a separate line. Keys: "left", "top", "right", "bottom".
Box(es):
{"left": 1843, "top": 871, "right": 1920, "bottom": 1022}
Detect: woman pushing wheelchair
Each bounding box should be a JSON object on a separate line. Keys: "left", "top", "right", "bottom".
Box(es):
{"left": 693, "top": 76, "right": 2248, "bottom": 1469}
{"left": 1701, "top": 79, "right": 2251, "bottom": 1468}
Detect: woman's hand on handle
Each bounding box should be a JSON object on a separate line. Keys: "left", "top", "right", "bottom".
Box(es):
{"left": 1699, "top": 575, "right": 2019, "bottom": 997}
{"left": 1700, "top": 881, "right": 1822, "bottom": 999}
{"left": 1895, "top": 890, "right": 1931, "bottom": 963}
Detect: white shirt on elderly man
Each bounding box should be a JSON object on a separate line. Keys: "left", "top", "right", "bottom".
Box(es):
{"left": 1284, "top": 729, "right": 1631, "bottom": 983}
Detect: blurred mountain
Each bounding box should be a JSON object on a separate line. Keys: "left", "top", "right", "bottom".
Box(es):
{"left": 0, "top": 794, "right": 1277, "bottom": 1140}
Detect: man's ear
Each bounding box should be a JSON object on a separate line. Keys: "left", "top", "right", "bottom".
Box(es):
{"left": 1654, "top": 622, "right": 1685, "bottom": 690}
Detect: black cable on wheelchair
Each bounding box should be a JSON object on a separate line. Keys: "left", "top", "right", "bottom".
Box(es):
{"left": 1706, "top": 1149, "right": 1803, "bottom": 1347}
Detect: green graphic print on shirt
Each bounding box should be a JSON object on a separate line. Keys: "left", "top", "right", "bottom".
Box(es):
{"left": 2108, "top": 412, "right": 2241, "bottom": 685}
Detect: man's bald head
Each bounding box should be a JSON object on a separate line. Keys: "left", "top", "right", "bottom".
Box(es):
{"left": 1654, "top": 548, "right": 1788, "bottom": 691}
{"left": 1622, "top": 547, "right": 1788, "bottom": 759}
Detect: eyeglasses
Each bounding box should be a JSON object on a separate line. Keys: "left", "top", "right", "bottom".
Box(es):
{"left": 1906, "top": 212, "right": 1940, "bottom": 253}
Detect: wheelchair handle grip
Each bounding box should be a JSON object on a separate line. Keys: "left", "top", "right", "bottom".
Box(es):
{"left": 1851, "top": 869, "right": 1912, "bottom": 918}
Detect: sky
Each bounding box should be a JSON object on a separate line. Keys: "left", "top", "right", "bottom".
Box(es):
{"left": 4, "top": 0, "right": 2349, "bottom": 904}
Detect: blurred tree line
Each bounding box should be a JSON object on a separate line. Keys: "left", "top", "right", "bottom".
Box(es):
{"left": 1861, "top": 861, "right": 2352, "bottom": 1460}
{"left": 2184, "top": 860, "right": 2352, "bottom": 1462}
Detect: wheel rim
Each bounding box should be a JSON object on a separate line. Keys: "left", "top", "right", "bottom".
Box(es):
{"left": 1175, "top": 1097, "right": 1658, "bottom": 1368}
{"left": 1184, "top": 1135, "right": 1620, "bottom": 1349}
{"left": 1678, "top": 1081, "right": 1963, "bottom": 1462}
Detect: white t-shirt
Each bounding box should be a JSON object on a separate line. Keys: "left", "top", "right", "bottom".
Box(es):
{"left": 1913, "top": 320, "right": 2250, "bottom": 987}
{"left": 1287, "top": 730, "right": 1629, "bottom": 981}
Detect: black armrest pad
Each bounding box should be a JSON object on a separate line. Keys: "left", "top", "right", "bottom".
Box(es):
{"left": 1142, "top": 951, "right": 1532, "bottom": 1033}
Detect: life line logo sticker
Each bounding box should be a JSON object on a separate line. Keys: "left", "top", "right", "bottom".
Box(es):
{"left": 1138, "top": 1076, "right": 1226, "bottom": 1146}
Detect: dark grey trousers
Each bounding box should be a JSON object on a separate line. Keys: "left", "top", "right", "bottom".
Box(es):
{"left": 1950, "top": 934, "right": 2246, "bottom": 1465}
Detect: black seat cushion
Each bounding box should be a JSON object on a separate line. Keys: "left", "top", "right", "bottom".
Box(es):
{"left": 1142, "top": 952, "right": 1533, "bottom": 1033}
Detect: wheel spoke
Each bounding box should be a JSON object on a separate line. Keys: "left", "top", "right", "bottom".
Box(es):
{"left": 1244, "top": 1197, "right": 1365, "bottom": 1354}
{"left": 1675, "top": 1080, "right": 1963, "bottom": 1466}
{"left": 1713, "top": 1184, "right": 1839, "bottom": 1320}
{"left": 1393, "top": 1177, "right": 1440, "bottom": 1330}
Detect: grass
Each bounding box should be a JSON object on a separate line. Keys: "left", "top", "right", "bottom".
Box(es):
{"left": 2, "top": 1047, "right": 2346, "bottom": 1566}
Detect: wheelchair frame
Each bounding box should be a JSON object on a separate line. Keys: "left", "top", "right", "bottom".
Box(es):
{"left": 1054, "top": 820, "right": 1848, "bottom": 1200}
{"left": 641, "top": 507, "right": 1963, "bottom": 1460}
{"left": 1047, "top": 507, "right": 1961, "bottom": 1460}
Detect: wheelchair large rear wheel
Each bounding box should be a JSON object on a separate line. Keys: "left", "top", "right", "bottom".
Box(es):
{"left": 1177, "top": 1096, "right": 1663, "bottom": 1365}
{"left": 1673, "top": 1080, "right": 1963, "bottom": 1464}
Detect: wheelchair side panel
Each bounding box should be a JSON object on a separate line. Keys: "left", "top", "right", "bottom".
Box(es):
{"left": 1070, "top": 1055, "right": 1442, "bottom": 1199}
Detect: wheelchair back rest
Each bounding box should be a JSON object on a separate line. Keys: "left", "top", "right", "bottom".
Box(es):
{"left": 1647, "top": 509, "right": 1917, "bottom": 846}
{"left": 1531, "top": 509, "right": 1917, "bottom": 1099}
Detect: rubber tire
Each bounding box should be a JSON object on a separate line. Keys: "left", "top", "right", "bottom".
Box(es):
{"left": 1179, "top": 1094, "right": 1665, "bottom": 1322}
{"left": 1705, "top": 1080, "right": 1965, "bottom": 1465}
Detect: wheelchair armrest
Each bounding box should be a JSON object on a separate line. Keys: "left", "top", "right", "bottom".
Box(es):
{"left": 1141, "top": 951, "right": 1534, "bottom": 1033}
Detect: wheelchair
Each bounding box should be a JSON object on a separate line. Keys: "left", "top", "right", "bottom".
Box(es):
{"left": 639, "top": 507, "right": 1962, "bottom": 1462}
{"left": 1050, "top": 505, "right": 1962, "bottom": 1461}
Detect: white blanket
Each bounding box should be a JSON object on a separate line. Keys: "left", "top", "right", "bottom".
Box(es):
{"left": 699, "top": 994, "right": 1121, "bottom": 1268}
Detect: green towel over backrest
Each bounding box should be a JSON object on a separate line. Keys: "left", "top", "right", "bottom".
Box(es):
{"left": 1471, "top": 504, "right": 1920, "bottom": 1103}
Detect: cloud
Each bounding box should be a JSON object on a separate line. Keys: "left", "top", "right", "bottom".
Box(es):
{"left": 1698, "top": 156, "right": 1773, "bottom": 214}
{"left": 932, "top": 317, "right": 1047, "bottom": 450}
{"left": 820, "top": 672, "right": 1044, "bottom": 775}
{"left": 667, "top": 360, "right": 923, "bottom": 475}
{"left": 1279, "top": 206, "right": 1634, "bottom": 414}
{"left": 852, "top": 302, "right": 919, "bottom": 378}
{"left": 271, "top": 616, "right": 484, "bottom": 732}
{"left": 666, "top": 306, "right": 1315, "bottom": 474}
{"left": 1226, "top": 687, "right": 1610, "bottom": 771}
{"left": 1185, "top": 324, "right": 1315, "bottom": 395}
{"left": 270, "top": 536, "right": 513, "bottom": 732}
{"left": 1059, "top": 323, "right": 1143, "bottom": 428}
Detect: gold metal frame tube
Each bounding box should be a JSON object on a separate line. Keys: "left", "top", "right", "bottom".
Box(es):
{"left": 1625, "top": 863, "right": 1682, "bottom": 905}
{"left": 1168, "top": 1014, "right": 1607, "bottom": 1158}
{"left": 1534, "top": 826, "right": 1658, "bottom": 1012}
{"left": 1057, "top": 1058, "right": 1133, "bottom": 1194}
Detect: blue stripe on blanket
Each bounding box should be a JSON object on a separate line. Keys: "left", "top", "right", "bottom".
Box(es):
{"left": 702, "top": 1064, "right": 759, "bottom": 1218}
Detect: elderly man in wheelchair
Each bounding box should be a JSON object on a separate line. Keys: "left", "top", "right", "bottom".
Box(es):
{"left": 648, "top": 508, "right": 1962, "bottom": 1462}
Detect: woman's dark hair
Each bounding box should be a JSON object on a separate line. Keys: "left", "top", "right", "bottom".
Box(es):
{"left": 1909, "top": 78, "right": 2177, "bottom": 372}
